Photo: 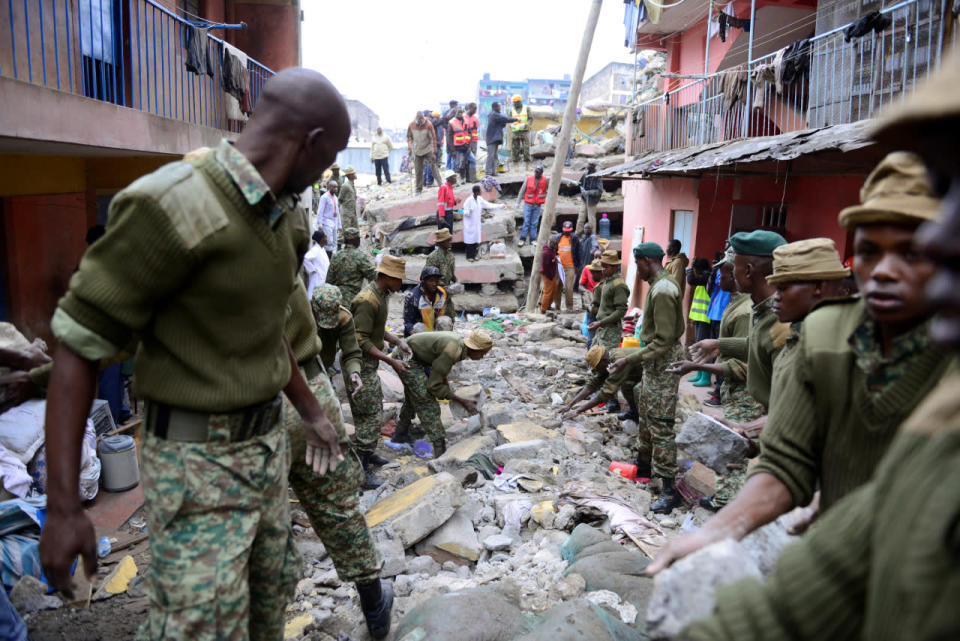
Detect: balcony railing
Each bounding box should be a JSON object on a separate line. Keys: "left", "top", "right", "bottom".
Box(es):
{"left": 630, "top": 0, "right": 945, "bottom": 155}
{"left": 2, "top": 0, "right": 274, "bottom": 133}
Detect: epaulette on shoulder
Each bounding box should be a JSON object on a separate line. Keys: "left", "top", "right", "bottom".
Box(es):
{"left": 810, "top": 294, "right": 859, "bottom": 313}
{"left": 770, "top": 321, "right": 792, "bottom": 349}
{"left": 354, "top": 288, "right": 380, "bottom": 310}
{"left": 901, "top": 364, "right": 960, "bottom": 434}
{"left": 337, "top": 306, "right": 353, "bottom": 323}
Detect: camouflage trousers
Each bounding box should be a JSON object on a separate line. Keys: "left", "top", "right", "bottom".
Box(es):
{"left": 397, "top": 361, "right": 445, "bottom": 446}
{"left": 511, "top": 130, "right": 531, "bottom": 163}
{"left": 284, "top": 370, "right": 382, "bottom": 584}
{"left": 720, "top": 379, "right": 765, "bottom": 423}
{"left": 596, "top": 322, "right": 623, "bottom": 351}
{"left": 345, "top": 354, "right": 383, "bottom": 453}
{"left": 138, "top": 413, "right": 298, "bottom": 641}
{"left": 713, "top": 468, "right": 746, "bottom": 507}
{"left": 631, "top": 342, "right": 685, "bottom": 479}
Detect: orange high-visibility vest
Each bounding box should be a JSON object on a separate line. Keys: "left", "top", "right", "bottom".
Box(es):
{"left": 463, "top": 114, "right": 479, "bottom": 142}
{"left": 450, "top": 118, "right": 470, "bottom": 147}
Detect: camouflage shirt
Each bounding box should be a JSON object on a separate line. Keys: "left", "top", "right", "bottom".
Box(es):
{"left": 339, "top": 178, "right": 358, "bottom": 230}
{"left": 425, "top": 247, "right": 457, "bottom": 286}
{"left": 849, "top": 314, "right": 931, "bottom": 394}
{"left": 326, "top": 246, "right": 377, "bottom": 305}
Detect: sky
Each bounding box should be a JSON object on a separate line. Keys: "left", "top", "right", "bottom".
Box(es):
{"left": 301, "top": 0, "right": 637, "bottom": 131}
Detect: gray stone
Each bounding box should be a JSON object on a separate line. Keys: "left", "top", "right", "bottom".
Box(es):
{"left": 406, "top": 555, "right": 442, "bottom": 576}
{"left": 741, "top": 517, "right": 795, "bottom": 575}
{"left": 417, "top": 507, "right": 483, "bottom": 562}
{"left": 646, "top": 538, "right": 762, "bottom": 639}
{"left": 10, "top": 576, "right": 62, "bottom": 613}
{"left": 453, "top": 292, "right": 520, "bottom": 313}
{"left": 553, "top": 504, "right": 577, "bottom": 531}
{"left": 295, "top": 537, "right": 328, "bottom": 563}
{"left": 484, "top": 404, "right": 514, "bottom": 428}
{"left": 370, "top": 523, "right": 406, "bottom": 577}
{"left": 548, "top": 573, "right": 586, "bottom": 601}
{"left": 519, "top": 322, "right": 557, "bottom": 342}
{"left": 428, "top": 433, "right": 498, "bottom": 473}
{"left": 393, "top": 574, "right": 417, "bottom": 597}
{"left": 675, "top": 412, "right": 750, "bottom": 474}
{"left": 450, "top": 384, "right": 485, "bottom": 420}
{"left": 551, "top": 346, "right": 584, "bottom": 362}
{"left": 365, "top": 472, "right": 467, "bottom": 548}
{"left": 491, "top": 439, "right": 556, "bottom": 467}
{"left": 483, "top": 534, "right": 513, "bottom": 551}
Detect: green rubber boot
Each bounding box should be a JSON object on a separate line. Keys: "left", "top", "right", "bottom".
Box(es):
{"left": 693, "top": 371, "right": 713, "bottom": 387}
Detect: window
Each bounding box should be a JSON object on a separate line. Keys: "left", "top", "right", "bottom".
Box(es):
{"left": 672, "top": 210, "right": 694, "bottom": 255}
{"left": 79, "top": 0, "right": 123, "bottom": 103}
{"left": 760, "top": 202, "right": 788, "bottom": 230}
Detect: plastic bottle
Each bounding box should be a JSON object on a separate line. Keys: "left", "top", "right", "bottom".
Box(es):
{"left": 97, "top": 536, "right": 112, "bottom": 558}
{"left": 598, "top": 213, "right": 611, "bottom": 239}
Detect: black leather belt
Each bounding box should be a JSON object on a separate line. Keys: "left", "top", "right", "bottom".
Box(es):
{"left": 145, "top": 396, "right": 282, "bottom": 443}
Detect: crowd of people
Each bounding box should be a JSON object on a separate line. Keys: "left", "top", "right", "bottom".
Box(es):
{"left": 2, "top": 53, "right": 956, "bottom": 641}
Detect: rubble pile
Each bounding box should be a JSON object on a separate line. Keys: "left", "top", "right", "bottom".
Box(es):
{"left": 284, "top": 310, "right": 798, "bottom": 641}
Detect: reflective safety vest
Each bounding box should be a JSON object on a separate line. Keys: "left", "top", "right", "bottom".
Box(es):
{"left": 511, "top": 105, "right": 529, "bottom": 132}
{"left": 523, "top": 175, "right": 548, "bottom": 205}
{"left": 450, "top": 118, "right": 470, "bottom": 147}
{"left": 463, "top": 114, "right": 479, "bottom": 142}
{"left": 689, "top": 284, "right": 710, "bottom": 322}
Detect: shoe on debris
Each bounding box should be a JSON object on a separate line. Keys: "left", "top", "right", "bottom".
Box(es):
{"left": 651, "top": 477, "right": 683, "bottom": 514}
{"left": 699, "top": 496, "right": 720, "bottom": 512}
{"left": 368, "top": 452, "right": 389, "bottom": 467}
{"left": 703, "top": 395, "right": 722, "bottom": 407}
{"left": 357, "top": 579, "right": 394, "bottom": 640}
{"left": 617, "top": 410, "right": 639, "bottom": 422}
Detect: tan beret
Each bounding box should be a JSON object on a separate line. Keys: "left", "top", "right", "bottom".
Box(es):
{"left": 599, "top": 250, "right": 621, "bottom": 266}
{"left": 585, "top": 345, "right": 606, "bottom": 369}
{"left": 464, "top": 330, "right": 494, "bottom": 352}
{"left": 377, "top": 254, "right": 406, "bottom": 280}
{"left": 766, "top": 238, "right": 850, "bottom": 285}
{"left": 837, "top": 152, "right": 940, "bottom": 230}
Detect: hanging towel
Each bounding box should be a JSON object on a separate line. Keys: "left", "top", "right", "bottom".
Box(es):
{"left": 721, "top": 65, "right": 749, "bottom": 112}
{"left": 221, "top": 42, "right": 250, "bottom": 121}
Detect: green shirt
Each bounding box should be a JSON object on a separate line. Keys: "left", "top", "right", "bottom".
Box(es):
{"left": 632, "top": 270, "right": 684, "bottom": 362}
{"left": 317, "top": 309, "right": 363, "bottom": 377}
{"left": 351, "top": 282, "right": 390, "bottom": 354}
{"left": 54, "top": 141, "right": 309, "bottom": 412}
{"left": 589, "top": 279, "right": 605, "bottom": 318}
{"left": 718, "top": 295, "right": 788, "bottom": 410}
{"left": 326, "top": 245, "right": 377, "bottom": 305}
{"left": 750, "top": 298, "right": 948, "bottom": 511}
{"left": 718, "top": 293, "right": 752, "bottom": 381}
{"left": 585, "top": 347, "right": 643, "bottom": 402}
{"left": 407, "top": 331, "right": 468, "bottom": 399}
{"left": 686, "top": 362, "right": 960, "bottom": 641}
{"left": 596, "top": 274, "right": 629, "bottom": 327}
{"left": 425, "top": 247, "right": 457, "bottom": 286}
{"left": 339, "top": 178, "right": 358, "bottom": 230}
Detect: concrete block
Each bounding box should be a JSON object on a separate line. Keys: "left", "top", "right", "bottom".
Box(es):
{"left": 647, "top": 539, "right": 761, "bottom": 640}
{"left": 491, "top": 439, "right": 557, "bottom": 466}
{"left": 386, "top": 210, "right": 515, "bottom": 250}
{"left": 402, "top": 251, "right": 524, "bottom": 285}
{"left": 452, "top": 292, "right": 519, "bottom": 313}
{"left": 405, "top": 555, "right": 441, "bottom": 576}
{"left": 682, "top": 461, "right": 717, "bottom": 497}
{"left": 519, "top": 322, "right": 557, "bottom": 342}
{"left": 484, "top": 403, "right": 514, "bottom": 428}
{"left": 417, "top": 506, "right": 482, "bottom": 563}
{"left": 370, "top": 523, "right": 407, "bottom": 578}
{"left": 482, "top": 534, "right": 513, "bottom": 551}
{"left": 675, "top": 412, "right": 750, "bottom": 474}
{"left": 378, "top": 368, "right": 405, "bottom": 403}
{"left": 551, "top": 346, "right": 584, "bottom": 362}
{"left": 365, "top": 472, "right": 467, "bottom": 548}
{"left": 497, "top": 421, "right": 558, "bottom": 444}
{"left": 428, "top": 433, "right": 498, "bottom": 473}
{"left": 450, "top": 383, "right": 485, "bottom": 420}
{"left": 10, "top": 576, "right": 61, "bottom": 613}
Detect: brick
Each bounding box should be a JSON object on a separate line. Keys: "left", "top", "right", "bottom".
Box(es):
{"left": 682, "top": 461, "right": 717, "bottom": 496}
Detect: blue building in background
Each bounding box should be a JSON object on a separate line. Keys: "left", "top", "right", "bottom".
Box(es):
{"left": 476, "top": 73, "right": 571, "bottom": 134}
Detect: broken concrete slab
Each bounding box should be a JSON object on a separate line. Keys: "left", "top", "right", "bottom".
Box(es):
{"left": 366, "top": 186, "right": 477, "bottom": 222}
{"left": 492, "top": 439, "right": 558, "bottom": 467}
{"left": 646, "top": 538, "right": 762, "bottom": 640}
{"left": 551, "top": 346, "right": 584, "bottom": 362}
{"left": 417, "top": 506, "right": 482, "bottom": 563}
{"left": 519, "top": 322, "right": 557, "bottom": 342}
{"left": 450, "top": 383, "right": 485, "bottom": 420}
{"left": 682, "top": 461, "right": 717, "bottom": 497}
{"left": 675, "top": 412, "right": 750, "bottom": 474}
{"left": 428, "top": 433, "right": 498, "bottom": 473}
{"left": 370, "top": 523, "right": 406, "bottom": 577}
{"left": 497, "top": 422, "right": 558, "bottom": 443}
{"left": 402, "top": 251, "right": 525, "bottom": 285}
{"left": 386, "top": 210, "right": 516, "bottom": 249}
{"left": 452, "top": 292, "right": 519, "bottom": 313}
{"left": 365, "top": 472, "right": 467, "bottom": 548}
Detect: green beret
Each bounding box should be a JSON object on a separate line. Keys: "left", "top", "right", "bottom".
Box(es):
{"left": 729, "top": 230, "right": 787, "bottom": 257}
{"left": 633, "top": 242, "right": 665, "bottom": 260}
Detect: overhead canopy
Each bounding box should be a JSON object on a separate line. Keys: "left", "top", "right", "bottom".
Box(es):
{"left": 599, "top": 120, "right": 885, "bottom": 179}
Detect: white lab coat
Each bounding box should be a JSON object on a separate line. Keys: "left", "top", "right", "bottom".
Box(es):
{"left": 303, "top": 243, "right": 330, "bottom": 298}
{"left": 462, "top": 195, "right": 503, "bottom": 244}
{"left": 316, "top": 192, "right": 341, "bottom": 252}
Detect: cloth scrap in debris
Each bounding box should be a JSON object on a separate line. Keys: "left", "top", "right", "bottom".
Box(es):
{"left": 560, "top": 485, "right": 667, "bottom": 555}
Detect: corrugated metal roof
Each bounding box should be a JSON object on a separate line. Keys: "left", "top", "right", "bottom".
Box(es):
{"left": 600, "top": 120, "right": 875, "bottom": 179}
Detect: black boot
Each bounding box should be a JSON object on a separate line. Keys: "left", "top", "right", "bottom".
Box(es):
{"left": 392, "top": 420, "right": 414, "bottom": 444}
{"left": 617, "top": 409, "right": 639, "bottom": 422}
{"left": 699, "top": 495, "right": 720, "bottom": 512}
{"left": 367, "top": 451, "right": 389, "bottom": 467}
{"left": 431, "top": 437, "right": 447, "bottom": 457}
{"left": 357, "top": 579, "right": 394, "bottom": 640}
{"left": 358, "top": 452, "right": 383, "bottom": 490}
{"left": 634, "top": 454, "right": 652, "bottom": 479}
{"left": 651, "top": 477, "right": 683, "bottom": 514}
{"left": 605, "top": 398, "right": 621, "bottom": 414}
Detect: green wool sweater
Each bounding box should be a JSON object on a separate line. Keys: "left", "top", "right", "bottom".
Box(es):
{"left": 407, "top": 331, "right": 468, "bottom": 399}
{"left": 56, "top": 152, "right": 309, "bottom": 412}
{"left": 686, "top": 362, "right": 960, "bottom": 641}
{"left": 632, "top": 270, "right": 684, "bottom": 362}
{"left": 717, "top": 293, "right": 752, "bottom": 380}
{"left": 750, "top": 298, "right": 949, "bottom": 511}
{"left": 351, "top": 282, "right": 389, "bottom": 353}
{"left": 596, "top": 275, "right": 629, "bottom": 327}
{"left": 317, "top": 312, "right": 363, "bottom": 377}
{"left": 717, "top": 295, "right": 788, "bottom": 410}
{"left": 285, "top": 280, "right": 323, "bottom": 366}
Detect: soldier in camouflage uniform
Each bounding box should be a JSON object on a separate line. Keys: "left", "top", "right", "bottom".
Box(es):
{"left": 587, "top": 250, "right": 629, "bottom": 413}
{"left": 392, "top": 330, "right": 494, "bottom": 455}
{"left": 339, "top": 166, "right": 359, "bottom": 231}
{"left": 608, "top": 242, "right": 685, "bottom": 513}
{"left": 326, "top": 227, "right": 377, "bottom": 304}
{"left": 310, "top": 284, "right": 363, "bottom": 385}
{"left": 349, "top": 254, "right": 410, "bottom": 488}
{"left": 284, "top": 280, "right": 392, "bottom": 639}
{"left": 424, "top": 227, "right": 457, "bottom": 287}
{"left": 560, "top": 345, "right": 644, "bottom": 421}
{"left": 39, "top": 70, "right": 349, "bottom": 641}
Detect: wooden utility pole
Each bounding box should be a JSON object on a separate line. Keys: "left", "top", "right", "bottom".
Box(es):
{"left": 524, "top": 0, "right": 604, "bottom": 312}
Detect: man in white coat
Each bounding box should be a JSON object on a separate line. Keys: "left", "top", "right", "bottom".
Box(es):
{"left": 316, "top": 179, "right": 341, "bottom": 256}
{"left": 462, "top": 185, "right": 503, "bottom": 261}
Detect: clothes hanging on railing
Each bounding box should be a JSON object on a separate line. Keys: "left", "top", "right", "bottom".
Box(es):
{"left": 221, "top": 42, "right": 252, "bottom": 119}
{"left": 721, "top": 64, "right": 749, "bottom": 112}
{"left": 184, "top": 26, "right": 213, "bottom": 77}
{"left": 774, "top": 38, "right": 810, "bottom": 94}
{"left": 709, "top": 2, "right": 735, "bottom": 40}
{"left": 751, "top": 63, "right": 776, "bottom": 110}
{"left": 843, "top": 10, "right": 892, "bottom": 42}
{"left": 718, "top": 13, "right": 750, "bottom": 43}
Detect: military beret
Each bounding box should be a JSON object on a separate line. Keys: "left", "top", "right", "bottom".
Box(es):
{"left": 729, "top": 230, "right": 787, "bottom": 257}
{"left": 633, "top": 242, "right": 665, "bottom": 260}
{"left": 585, "top": 345, "right": 606, "bottom": 370}
{"left": 343, "top": 227, "right": 360, "bottom": 240}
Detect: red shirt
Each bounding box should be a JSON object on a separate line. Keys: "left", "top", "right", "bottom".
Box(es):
{"left": 580, "top": 266, "right": 598, "bottom": 291}
{"left": 437, "top": 182, "right": 456, "bottom": 217}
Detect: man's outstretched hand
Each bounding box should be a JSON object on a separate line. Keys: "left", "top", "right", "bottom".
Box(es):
{"left": 39, "top": 507, "right": 98, "bottom": 599}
